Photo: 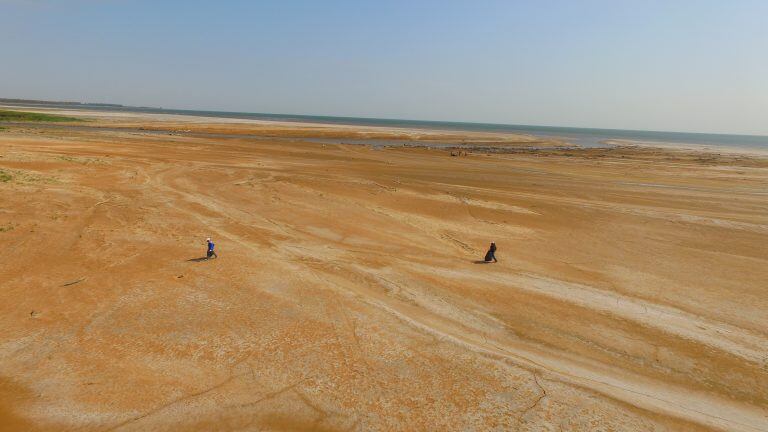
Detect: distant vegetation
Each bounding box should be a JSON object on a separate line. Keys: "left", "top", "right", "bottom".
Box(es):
{"left": 0, "top": 170, "right": 11, "bottom": 182}
{"left": 0, "top": 109, "right": 81, "bottom": 122}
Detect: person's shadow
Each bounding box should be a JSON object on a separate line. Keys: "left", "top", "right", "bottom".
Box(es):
{"left": 473, "top": 260, "right": 491, "bottom": 264}
{"left": 187, "top": 257, "right": 209, "bottom": 262}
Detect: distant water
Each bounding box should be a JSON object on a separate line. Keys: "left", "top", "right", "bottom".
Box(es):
{"left": 6, "top": 102, "right": 768, "bottom": 152}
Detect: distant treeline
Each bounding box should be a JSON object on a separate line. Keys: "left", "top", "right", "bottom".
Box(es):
{"left": 0, "top": 98, "right": 123, "bottom": 108}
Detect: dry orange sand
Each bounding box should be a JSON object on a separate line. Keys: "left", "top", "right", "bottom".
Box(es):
{"left": 0, "top": 112, "right": 767, "bottom": 431}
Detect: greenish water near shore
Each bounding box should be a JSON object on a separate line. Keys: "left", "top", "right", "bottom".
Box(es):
{"left": 0, "top": 109, "right": 81, "bottom": 123}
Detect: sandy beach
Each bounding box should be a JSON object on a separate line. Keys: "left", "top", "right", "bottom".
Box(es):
{"left": 1, "top": 109, "right": 767, "bottom": 431}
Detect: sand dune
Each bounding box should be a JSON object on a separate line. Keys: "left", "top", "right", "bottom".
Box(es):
{"left": 1, "top": 113, "right": 767, "bottom": 431}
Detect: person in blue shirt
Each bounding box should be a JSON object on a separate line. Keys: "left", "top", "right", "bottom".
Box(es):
{"left": 206, "top": 237, "right": 218, "bottom": 259}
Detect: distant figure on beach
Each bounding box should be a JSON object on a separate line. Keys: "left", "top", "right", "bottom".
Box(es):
{"left": 206, "top": 237, "right": 218, "bottom": 259}
{"left": 484, "top": 242, "right": 497, "bottom": 263}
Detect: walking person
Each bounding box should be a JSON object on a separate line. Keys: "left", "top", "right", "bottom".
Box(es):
{"left": 484, "top": 241, "right": 498, "bottom": 263}
{"left": 206, "top": 237, "right": 218, "bottom": 259}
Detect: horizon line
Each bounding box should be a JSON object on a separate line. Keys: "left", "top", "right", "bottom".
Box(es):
{"left": 2, "top": 97, "right": 767, "bottom": 138}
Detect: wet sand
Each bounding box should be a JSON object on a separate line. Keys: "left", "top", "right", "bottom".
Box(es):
{"left": 1, "top": 110, "right": 767, "bottom": 431}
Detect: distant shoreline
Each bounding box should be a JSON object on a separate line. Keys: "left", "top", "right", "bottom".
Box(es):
{"left": 2, "top": 101, "right": 768, "bottom": 154}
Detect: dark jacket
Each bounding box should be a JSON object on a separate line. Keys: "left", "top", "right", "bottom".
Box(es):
{"left": 484, "top": 243, "right": 496, "bottom": 261}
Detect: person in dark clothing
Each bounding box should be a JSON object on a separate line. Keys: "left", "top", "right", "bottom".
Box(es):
{"left": 484, "top": 241, "right": 497, "bottom": 263}
{"left": 206, "top": 237, "right": 218, "bottom": 259}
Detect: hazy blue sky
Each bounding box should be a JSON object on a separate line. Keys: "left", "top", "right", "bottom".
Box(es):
{"left": 1, "top": 0, "right": 766, "bottom": 134}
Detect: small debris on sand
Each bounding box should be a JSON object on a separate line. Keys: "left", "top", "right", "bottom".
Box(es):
{"left": 61, "top": 277, "right": 86, "bottom": 287}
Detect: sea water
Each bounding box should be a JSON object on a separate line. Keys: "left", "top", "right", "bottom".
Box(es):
{"left": 7, "top": 103, "right": 768, "bottom": 152}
